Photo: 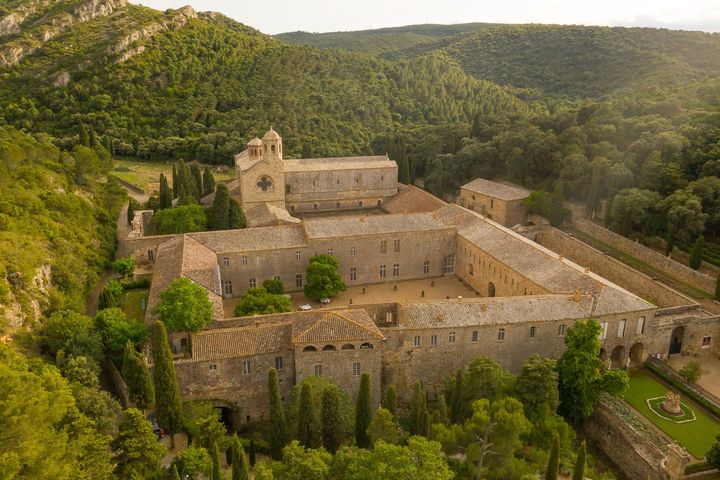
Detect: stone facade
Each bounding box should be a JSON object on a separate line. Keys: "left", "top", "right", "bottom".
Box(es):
{"left": 458, "top": 177, "right": 530, "bottom": 227}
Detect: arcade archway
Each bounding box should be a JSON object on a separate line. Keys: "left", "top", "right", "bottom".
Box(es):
{"left": 629, "top": 343, "right": 644, "bottom": 368}
{"left": 669, "top": 326, "right": 685, "bottom": 356}
{"left": 610, "top": 345, "right": 626, "bottom": 369}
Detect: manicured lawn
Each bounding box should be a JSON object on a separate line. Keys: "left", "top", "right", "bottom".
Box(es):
{"left": 121, "top": 288, "right": 149, "bottom": 322}
{"left": 111, "top": 158, "right": 234, "bottom": 194}
{"left": 623, "top": 370, "right": 720, "bottom": 459}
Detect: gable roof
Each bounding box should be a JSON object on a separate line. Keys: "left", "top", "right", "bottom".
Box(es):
{"left": 461, "top": 178, "right": 530, "bottom": 201}
{"left": 188, "top": 224, "right": 307, "bottom": 253}
{"left": 284, "top": 155, "right": 396, "bottom": 172}
{"left": 291, "top": 310, "right": 384, "bottom": 344}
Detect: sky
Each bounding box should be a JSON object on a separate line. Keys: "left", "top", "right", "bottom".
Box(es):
{"left": 130, "top": 0, "right": 720, "bottom": 35}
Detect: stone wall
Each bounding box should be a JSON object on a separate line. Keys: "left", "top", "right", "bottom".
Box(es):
{"left": 572, "top": 218, "right": 715, "bottom": 294}
{"left": 536, "top": 228, "right": 694, "bottom": 308}
{"left": 458, "top": 189, "right": 527, "bottom": 227}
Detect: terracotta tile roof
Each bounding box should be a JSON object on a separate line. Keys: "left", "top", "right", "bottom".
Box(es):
{"left": 189, "top": 322, "right": 293, "bottom": 362}
{"left": 291, "top": 310, "right": 383, "bottom": 344}
{"left": 245, "top": 202, "right": 301, "bottom": 228}
{"left": 188, "top": 225, "right": 307, "bottom": 253}
{"left": 381, "top": 184, "right": 447, "bottom": 214}
{"left": 302, "top": 212, "right": 451, "bottom": 239}
{"left": 284, "top": 156, "right": 396, "bottom": 172}
{"left": 461, "top": 178, "right": 530, "bottom": 201}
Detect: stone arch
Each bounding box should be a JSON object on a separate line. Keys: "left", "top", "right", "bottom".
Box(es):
{"left": 360, "top": 342, "right": 374, "bottom": 349}
{"left": 303, "top": 346, "right": 317, "bottom": 352}
{"left": 488, "top": 282, "right": 496, "bottom": 297}
{"left": 599, "top": 348, "right": 607, "bottom": 361}
{"left": 208, "top": 400, "right": 236, "bottom": 431}
{"left": 322, "top": 345, "right": 337, "bottom": 351}
{"left": 610, "top": 345, "right": 626, "bottom": 369}
{"left": 341, "top": 344, "right": 355, "bottom": 350}
{"left": 669, "top": 326, "right": 684, "bottom": 356}
{"left": 629, "top": 342, "right": 644, "bottom": 368}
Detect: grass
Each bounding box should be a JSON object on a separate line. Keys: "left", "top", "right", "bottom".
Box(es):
{"left": 623, "top": 370, "right": 720, "bottom": 459}
{"left": 111, "top": 157, "right": 235, "bottom": 195}
{"left": 121, "top": 288, "right": 149, "bottom": 322}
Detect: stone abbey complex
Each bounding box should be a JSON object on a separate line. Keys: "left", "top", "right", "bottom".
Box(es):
{"left": 123, "top": 128, "right": 719, "bottom": 429}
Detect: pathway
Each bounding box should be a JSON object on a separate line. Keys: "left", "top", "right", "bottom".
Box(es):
{"left": 668, "top": 355, "right": 720, "bottom": 399}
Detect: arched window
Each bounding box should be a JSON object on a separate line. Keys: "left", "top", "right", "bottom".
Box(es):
{"left": 341, "top": 344, "right": 355, "bottom": 350}
{"left": 322, "top": 345, "right": 337, "bottom": 351}
{"left": 303, "top": 346, "right": 317, "bottom": 352}
{"left": 271, "top": 144, "right": 276, "bottom": 153}
{"left": 360, "top": 342, "right": 374, "bottom": 349}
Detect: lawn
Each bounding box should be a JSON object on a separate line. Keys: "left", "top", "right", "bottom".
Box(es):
{"left": 111, "top": 157, "right": 234, "bottom": 194}
{"left": 121, "top": 288, "right": 149, "bottom": 323}
{"left": 623, "top": 370, "right": 720, "bottom": 459}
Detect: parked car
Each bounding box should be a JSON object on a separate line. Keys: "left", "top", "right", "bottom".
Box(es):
{"left": 147, "top": 412, "right": 165, "bottom": 440}
{"left": 300, "top": 304, "right": 312, "bottom": 311}
{"left": 320, "top": 298, "right": 331, "bottom": 305}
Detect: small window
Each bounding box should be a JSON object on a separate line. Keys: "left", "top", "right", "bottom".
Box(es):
{"left": 341, "top": 344, "right": 355, "bottom": 350}
{"left": 490, "top": 199, "right": 494, "bottom": 209}
{"left": 530, "top": 326, "right": 536, "bottom": 338}
{"left": 322, "top": 345, "right": 336, "bottom": 351}
{"left": 223, "top": 280, "right": 233, "bottom": 296}
{"left": 296, "top": 251, "right": 301, "bottom": 261}
{"left": 209, "top": 364, "right": 217, "bottom": 371}
{"left": 314, "top": 203, "right": 318, "bottom": 210}
{"left": 413, "top": 335, "right": 421, "bottom": 347}
{"left": 393, "top": 263, "right": 399, "bottom": 277}
{"left": 352, "top": 362, "right": 361, "bottom": 376}
{"left": 249, "top": 277, "right": 256, "bottom": 288}
{"left": 359, "top": 201, "right": 363, "bottom": 207}
{"left": 498, "top": 328, "right": 505, "bottom": 341}
{"left": 600, "top": 322, "right": 608, "bottom": 340}
{"left": 393, "top": 239, "right": 400, "bottom": 253}
{"left": 443, "top": 255, "right": 455, "bottom": 274}
{"left": 296, "top": 274, "right": 303, "bottom": 288}
{"left": 314, "top": 364, "right": 322, "bottom": 376}
{"left": 222, "top": 257, "right": 229, "bottom": 268}
{"left": 558, "top": 324, "right": 566, "bottom": 336}
{"left": 702, "top": 336, "right": 711, "bottom": 347}
{"left": 385, "top": 312, "right": 393, "bottom": 323}
{"left": 243, "top": 360, "right": 251, "bottom": 375}
{"left": 471, "top": 331, "right": 478, "bottom": 342}
{"left": 617, "top": 319, "right": 626, "bottom": 339}
{"left": 241, "top": 255, "right": 248, "bottom": 266}
{"left": 275, "top": 356, "right": 283, "bottom": 370}
{"left": 423, "top": 260, "right": 430, "bottom": 274}
{"left": 379, "top": 264, "right": 386, "bottom": 278}
{"left": 380, "top": 240, "right": 387, "bottom": 254}
{"left": 350, "top": 267, "right": 357, "bottom": 281}
{"left": 148, "top": 250, "right": 154, "bottom": 262}
{"left": 336, "top": 202, "right": 340, "bottom": 208}
{"left": 255, "top": 256, "right": 260, "bottom": 266}
{"left": 636, "top": 317, "right": 645, "bottom": 335}
{"left": 351, "top": 247, "right": 356, "bottom": 257}
{"left": 448, "top": 331, "right": 456, "bottom": 343}
{"left": 303, "top": 346, "right": 317, "bottom": 352}
{"left": 430, "top": 335, "right": 437, "bottom": 346}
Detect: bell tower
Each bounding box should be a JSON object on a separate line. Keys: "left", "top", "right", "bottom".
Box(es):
{"left": 236, "top": 128, "right": 286, "bottom": 211}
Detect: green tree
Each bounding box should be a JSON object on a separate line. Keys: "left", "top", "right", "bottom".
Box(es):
{"left": 153, "top": 277, "right": 214, "bottom": 333}
{"left": 383, "top": 384, "right": 397, "bottom": 419}
{"left": 297, "top": 382, "right": 321, "bottom": 448}
{"left": 664, "top": 190, "right": 707, "bottom": 245}
{"left": 304, "top": 254, "right": 346, "bottom": 300}
{"left": 557, "top": 319, "right": 629, "bottom": 422}
{"left": 172, "top": 163, "right": 179, "bottom": 199}
{"left": 159, "top": 173, "right": 172, "bottom": 210}
{"left": 263, "top": 278, "right": 284, "bottom": 294}
{"left": 171, "top": 445, "right": 212, "bottom": 480}
{"left": 191, "top": 162, "right": 204, "bottom": 199}
{"left": 121, "top": 341, "right": 154, "bottom": 411}
{"left": 228, "top": 198, "right": 246, "bottom": 229}
{"left": 409, "top": 380, "right": 429, "bottom": 436}
{"left": 462, "top": 355, "right": 514, "bottom": 415}
{"left": 151, "top": 320, "right": 184, "bottom": 449}
{"left": 57, "top": 352, "right": 100, "bottom": 388}
{"left": 127, "top": 200, "right": 135, "bottom": 226}
{"left": 171, "top": 465, "right": 182, "bottom": 480}
{"left": 203, "top": 166, "right": 216, "bottom": 196}
{"left": 321, "top": 384, "right": 342, "bottom": 453}
{"left": 230, "top": 435, "right": 249, "bottom": 480}
{"left": 367, "top": 407, "right": 400, "bottom": 445}
{"left": 608, "top": 188, "right": 662, "bottom": 235}
{"left": 268, "top": 368, "right": 289, "bottom": 459}
{"left": 95, "top": 307, "right": 149, "bottom": 353}
{"left": 282, "top": 441, "right": 332, "bottom": 480}
{"left": 708, "top": 434, "right": 720, "bottom": 470}
{"left": 112, "top": 408, "right": 166, "bottom": 479}
{"left": 572, "top": 440, "right": 586, "bottom": 480}
{"left": 155, "top": 204, "right": 208, "bottom": 234}
{"left": 79, "top": 122, "right": 90, "bottom": 146}
{"left": 112, "top": 257, "right": 135, "bottom": 279}
{"left": 249, "top": 440, "right": 256, "bottom": 467}
{"left": 211, "top": 183, "right": 230, "bottom": 230}
{"left": 515, "top": 354, "right": 559, "bottom": 420}
{"left": 211, "top": 442, "right": 222, "bottom": 480}
{"left": 450, "top": 369, "right": 464, "bottom": 424}
{"left": 98, "top": 279, "right": 123, "bottom": 309}
{"left": 88, "top": 126, "right": 97, "bottom": 148}
{"left": 234, "top": 287, "right": 292, "bottom": 316}
{"left": 689, "top": 236, "right": 705, "bottom": 270}
{"left": 679, "top": 360, "right": 703, "bottom": 383}
{"left": 544, "top": 434, "right": 559, "bottom": 480}
{"left": 43, "top": 310, "right": 102, "bottom": 361}
{"left": 355, "top": 372, "right": 372, "bottom": 448}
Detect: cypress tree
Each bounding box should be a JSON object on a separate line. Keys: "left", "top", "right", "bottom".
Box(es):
{"left": 321, "top": 384, "right": 342, "bottom": 453}
{"left": 545, "top": 434, "right": 560, "bottom": 480}
{"left": 382, "top": 384, "right": 397, "bottom": 419}
{"left": 398, "top": 137, "right": 411, "bottom": 185}
{"left": 665, "top": 230, "right": 674, "bottom": 255}
{"left": 79, "top": 123, "right": 90, "bottom": 146}
{"left": 228, "top": 198, "right": 245, "bottom": 229}
{"left": 268, "top": 368, "right": 288, "bottom": 460}
{"left": 122, "top": 341, "right": 154, "bottom": 412}
{"left": 230, "top": 435, "right": 249, "bottom": 480}
{"left": 689, "top": 236, "right": 705, "bottom": 270}
{"left": 151, "top": 321, "right": 183, "bottom": 449}
{"left": 177, "top": 183, "right": 191, "bottom": 206}
{"left": 211, "top": 441, "right": 222, "bottom": 480}
{"left": 191, "top": 162, "right": 204, "bottom": 198}
{"left": 89, "top": 126, "right": 97, "bottom": 148}
{"left": 171, "top": 465, "right": 181, "bottom": 480}
{"left": 172, "top": 163, "right": 179, "bottom": 199}
{"left": 409, "top": 380, "right": 429, "bottom": 436}
{"left": 159, "top": 173, "right": 171, "bottom": 210}
{"left": 203, "top": 166, "right": 216, "bottom": 195}
{"left": 451, "top": 369, "right": 464, "bottom": 424}
{"left": 355, "top": 372, "right": 372, "bottom": 448}
{"left": 297, "top": 382, "right": 320, "bottom": 448}
{"left": 715, "top": 274, "right": 720, "bottom": 301}
{"left": 127, "top": 201, "right": 135, "bottom": 226}
{"left": 572, "top": 440, "right": 586, "bottom": 480}
{"left": 471, "top": 112, "right": 482, "bottom": 138}
{"left": 211, "top": 183, "right": 230, "bottom": 230}
{"left": 248, "top": 440, "right": 256, "bottom": 467}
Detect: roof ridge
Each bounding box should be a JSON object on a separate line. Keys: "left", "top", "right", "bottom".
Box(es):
{"left": 331, "top": 311, "right": 383, "bottom": 338}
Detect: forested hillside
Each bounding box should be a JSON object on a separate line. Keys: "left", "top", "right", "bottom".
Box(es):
{"left": 279, "top": 24, "right": 720, "bottom": 98}
{"left": 0, "top": 1, "right": 523, "bottom": 164}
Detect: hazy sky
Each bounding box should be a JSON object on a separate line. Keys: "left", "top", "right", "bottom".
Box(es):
{"left": 131, "top": 0, "right": 720, "bottom": 34}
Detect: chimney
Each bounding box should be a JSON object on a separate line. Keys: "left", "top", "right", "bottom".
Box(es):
{"left": 572, "top": 290, "right": 581, "bottom": 303}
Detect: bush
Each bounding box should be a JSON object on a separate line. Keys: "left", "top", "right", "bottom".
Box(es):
{"left": 679, "top": 361, "right": 703, "bottom": 384}
{"left": 121, "top": 278, "right": 151, "bottom": 290}
{"left": 99, "top": 279, "right": 123, "bottom": 309}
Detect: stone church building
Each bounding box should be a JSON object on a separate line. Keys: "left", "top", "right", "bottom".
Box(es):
{"left": 123, "top": 128, "right": 720, "bottom": 429}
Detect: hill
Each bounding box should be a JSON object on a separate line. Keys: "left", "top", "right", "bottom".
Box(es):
{"left": 0, "top": 1, "right": 524, "bottom": 164}
{"left": 278, "top": 23, "right": 720, "bottom": 98}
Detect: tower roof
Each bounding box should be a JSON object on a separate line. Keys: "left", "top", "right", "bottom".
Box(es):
{"left": 247, "top": 137, "right": 262, "bottom": 146}
{"left": 262, "top": 127, "right": 281, "bottom": 141}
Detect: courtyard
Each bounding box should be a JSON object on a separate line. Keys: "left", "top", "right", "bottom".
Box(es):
{"left": 223, "top": 276, "right": 479, "bottom": 318}
{"left": 668, "top": 355, "right": 720, "bottom": 399}
{"left": 622, "top": 369, "right": 720, "bottom": 459}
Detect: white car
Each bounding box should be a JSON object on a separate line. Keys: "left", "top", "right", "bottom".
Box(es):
{"left": 300, "top": 304, "right": 312, "bottom": 311}
{"left": 320, "top": 298, "right": 332, "bottom": 305}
